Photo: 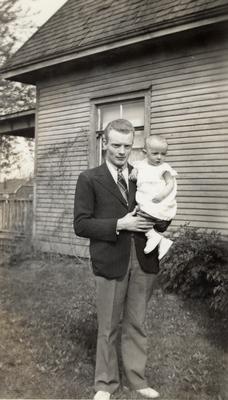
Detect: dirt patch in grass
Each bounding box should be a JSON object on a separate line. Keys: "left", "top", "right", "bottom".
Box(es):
{"left": 0, "top": 253, "right": 227, "bottom": 400}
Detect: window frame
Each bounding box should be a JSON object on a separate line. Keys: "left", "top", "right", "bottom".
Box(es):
{"left": 89, "top": 87, "right": 151, "bottom": 168}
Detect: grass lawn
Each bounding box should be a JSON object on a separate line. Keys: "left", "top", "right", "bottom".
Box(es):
{"left": 0, "top": 253, "right": 227, "bottom": 400}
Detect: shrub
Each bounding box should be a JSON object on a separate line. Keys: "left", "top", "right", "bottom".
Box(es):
{"left": 159, "top": 225, "right": 228, "bottom": 311}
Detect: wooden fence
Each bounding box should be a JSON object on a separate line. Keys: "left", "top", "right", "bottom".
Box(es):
{"left": 0, "top": 198, "right": 33, "bottom": 249}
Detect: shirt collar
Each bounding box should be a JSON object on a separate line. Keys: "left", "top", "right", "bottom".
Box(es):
{"left": 106, "top": 160, "right": 129, "bottom": 184}
{"left": 106, "top": 160, "right": 128, "bottom": 172}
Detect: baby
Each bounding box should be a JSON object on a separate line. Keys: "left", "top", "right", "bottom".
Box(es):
{"left": 131, "top": 135, "right": 177, "bottom": 260}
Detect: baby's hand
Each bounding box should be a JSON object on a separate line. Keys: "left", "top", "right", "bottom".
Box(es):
{"left": 129, "top": 168, "right": 138, "bottom": 181}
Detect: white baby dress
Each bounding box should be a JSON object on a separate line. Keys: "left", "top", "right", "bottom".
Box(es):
{"left": 134, "top": 159, "right": 177, "bottom": 221}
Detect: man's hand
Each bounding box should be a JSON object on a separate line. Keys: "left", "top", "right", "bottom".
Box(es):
{"left": 117, "top": 207, "right": 155, "bottom": 232}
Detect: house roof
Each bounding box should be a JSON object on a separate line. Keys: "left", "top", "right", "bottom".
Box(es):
{"left": 0, "top": 110, "right": 35, "bottom": 138}
{"left": 2, "top": 0, "right": 228, "bottom": 77}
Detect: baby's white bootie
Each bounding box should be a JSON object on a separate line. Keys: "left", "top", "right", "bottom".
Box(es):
{"left": 158, "top": 237, "right": 173, "bottom": 260}
{"left": 144, "top": 229, "right": 162, "bottom": 254}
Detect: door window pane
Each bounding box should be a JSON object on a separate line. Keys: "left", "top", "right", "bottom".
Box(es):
{"left": 98, "top": 99, "right": 144, "bottom": 130}
{"left": 96, "top": 98, "right": 146, "bottom": 165}
{"left": 132, "top": 129, "right": 145, "bottom": 148}
{"left": 99, "top": 104, "right": 120, "bottom": 130}
{"left": 122, "top": 101, "right": 144, "bottom": 126}
{"left": 129, "top": 129, "right": 146, "bottom": 163}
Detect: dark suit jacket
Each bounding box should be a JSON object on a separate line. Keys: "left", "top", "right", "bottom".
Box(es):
{"left": 73, "top": 162, "right": 160, "bottom": 279}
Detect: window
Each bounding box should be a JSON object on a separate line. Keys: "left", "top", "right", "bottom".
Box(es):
{"left": 90, "top": 89, "right": 151, "bottom": 166}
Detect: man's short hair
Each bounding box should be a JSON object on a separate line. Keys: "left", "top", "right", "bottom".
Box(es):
{"left": 104, "top": 119, "right": 135, "bottom": 141}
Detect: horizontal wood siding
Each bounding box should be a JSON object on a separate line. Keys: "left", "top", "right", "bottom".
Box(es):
{"left": 35, "top": 32, "right": 228, "bottom": 255}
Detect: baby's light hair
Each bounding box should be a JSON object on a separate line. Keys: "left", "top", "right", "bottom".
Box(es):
{"left": 145, "top": 135, "right": 168, "bottom": 149}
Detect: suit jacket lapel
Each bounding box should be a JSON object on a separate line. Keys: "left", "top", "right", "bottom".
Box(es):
{"left": 94, "top": 163, "right": 128, "bottom": 207}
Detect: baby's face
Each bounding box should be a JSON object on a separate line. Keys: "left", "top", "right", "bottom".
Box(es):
{"left": 146, "top": 142, "right": 167, "bottom": 166}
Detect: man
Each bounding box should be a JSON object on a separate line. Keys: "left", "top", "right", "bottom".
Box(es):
{"left": 74, "top": 119, "right": 162, "bottom": 400}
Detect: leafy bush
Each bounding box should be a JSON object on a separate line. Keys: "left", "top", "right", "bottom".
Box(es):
{"left": 159, "top": 225, "right": 228, "bottom": 311}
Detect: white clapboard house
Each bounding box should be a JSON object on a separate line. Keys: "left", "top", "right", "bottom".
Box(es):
{"left": 1, "top": 0, "right": 228, "bottom": 256}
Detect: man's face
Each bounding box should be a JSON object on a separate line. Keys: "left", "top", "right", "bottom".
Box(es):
{"left": 103, "top": 128, "right": 134, "bottom": 168}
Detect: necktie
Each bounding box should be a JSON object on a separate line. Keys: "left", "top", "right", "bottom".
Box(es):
{"left": 117, "top": 168, "right": 128, "bottom": 203}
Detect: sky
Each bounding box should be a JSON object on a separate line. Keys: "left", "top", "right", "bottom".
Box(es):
{"left": 14, "top": 0, "right": 68, "bottom": 48}
{"left": 19, "top": 0, "right": 68, "bottom": 26}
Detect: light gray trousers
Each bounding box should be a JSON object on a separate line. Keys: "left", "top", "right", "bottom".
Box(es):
{"left": 94, "top": 239, "right": 156, "bottom": 394}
